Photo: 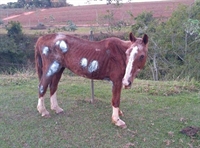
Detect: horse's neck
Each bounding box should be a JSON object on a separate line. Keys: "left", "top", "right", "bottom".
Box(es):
{"left": 120, "top": 40, "right": 132, "bottom": 52}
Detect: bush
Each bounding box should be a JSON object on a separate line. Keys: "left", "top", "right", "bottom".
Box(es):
{"left": 0, "top": 21, "right": 34, "bottom": 74}
{"left": 6, "top": 21, "right": 23, "bottom": 42}
{"left": 62, "top": 20, "right": 77, "bottom": 32}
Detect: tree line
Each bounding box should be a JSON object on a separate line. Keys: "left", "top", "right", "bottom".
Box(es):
{"left": 1, "top": 0, "right": 68, "bottom": 9}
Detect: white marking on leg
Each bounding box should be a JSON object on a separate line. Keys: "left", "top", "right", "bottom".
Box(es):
{"left": 50, "top": 91, "right": 64, "bottom": 114}
{"left": 37, "top": 97, "right": 50, "bottom": 117}
{"left": 123, "top": 46, "right": 138, "bottom": 86}
{"left": 112, "top": 106, "right": 126, "bottom": 128}
{"left": 112, "top": 106, "right": 119, "bottom": 121}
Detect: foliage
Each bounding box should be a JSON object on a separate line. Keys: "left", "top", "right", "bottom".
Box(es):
{"left": 6, "top": 21, "right": 23, "bottom": 42}
{"left": 132, "top": 3, "right": 200, "bottom": 81}
{"left": 0, "top": 21, "right": 33, "bottom": 74}
{"left": 3, "top": 0, "right": 67, "bottom": 9}
{"left": 62, "top": 20, "right": 77, "bottom": 32}
{"left": 0, "top": 36, "right": 29, "bottom": 73}
{"left": 99, "top": 10, "right": 127, "bottom": 33}
{"left": 51, "top": 0, "right": 67, "bottom": 7}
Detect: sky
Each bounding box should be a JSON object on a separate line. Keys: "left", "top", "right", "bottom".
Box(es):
{"left": 0, "top": 0, "right": 167, "bottom": 6}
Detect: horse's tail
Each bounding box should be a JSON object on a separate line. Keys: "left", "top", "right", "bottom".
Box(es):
{"left": 35, "top": 38, "right": 43, "bottom": 81}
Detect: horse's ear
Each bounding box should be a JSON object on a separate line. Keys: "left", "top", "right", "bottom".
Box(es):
{"left": 143, "top": 34, "right": 148, "bottom": 45}
{"left": 129, "top": 32, "right": 137, "bottom": 42}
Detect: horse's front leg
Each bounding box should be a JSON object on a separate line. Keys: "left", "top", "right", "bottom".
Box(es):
{"left": 111, "top": 81, "right": 127, "bottom": 128}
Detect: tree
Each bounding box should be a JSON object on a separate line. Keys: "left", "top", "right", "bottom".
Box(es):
{"left": 0, "top": 21, "right": 31, "bottom": 73}
{"left": 131, "top": 2, "right": 200, "bottom": 81}
{"left": 6, "top": 21, "right": 23, "bottom": 42}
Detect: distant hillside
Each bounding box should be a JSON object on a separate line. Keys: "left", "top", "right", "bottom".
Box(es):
{"left": 1, "top": 0, "right": 194, "bottom": 27}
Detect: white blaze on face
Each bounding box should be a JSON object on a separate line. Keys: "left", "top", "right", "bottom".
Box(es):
{"left": 123, "top": 46, "right": 139, "bottom": 86}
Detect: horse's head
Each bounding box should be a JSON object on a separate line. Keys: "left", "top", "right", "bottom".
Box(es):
{"left": 122, "top": 33, "right": 148, "bottom": 89}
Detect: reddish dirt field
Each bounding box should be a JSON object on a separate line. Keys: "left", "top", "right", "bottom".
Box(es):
{"left": 2, "top": 0, "right": 194, "bottom": 27}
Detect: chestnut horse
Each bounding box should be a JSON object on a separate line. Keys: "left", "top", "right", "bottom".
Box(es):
{"left": 35, "top": 32, "right": 148, "bottom": 128}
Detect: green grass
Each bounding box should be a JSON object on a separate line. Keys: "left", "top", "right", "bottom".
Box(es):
{"left": 0, "top": 73, "right": 200, "bottom": 148}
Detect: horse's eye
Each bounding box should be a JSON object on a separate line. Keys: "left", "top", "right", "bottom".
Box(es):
{"left": 139, "top": 55, "right": 144, "bottom": 61}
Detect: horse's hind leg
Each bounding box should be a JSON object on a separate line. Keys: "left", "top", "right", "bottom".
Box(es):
{"left": 37, "top": 76, "right": 51, "bottom": 117}
{"left": 50, "top": 68, "right": 65, "bottom": 114}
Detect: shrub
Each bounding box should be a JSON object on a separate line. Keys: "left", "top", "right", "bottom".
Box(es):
{"left": 62, "top": 20, "right": 77, "bottom": 32}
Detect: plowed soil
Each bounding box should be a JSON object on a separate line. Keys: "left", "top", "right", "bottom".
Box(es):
{"left": 2, "top": 0, "right": 194, "bottom": 27}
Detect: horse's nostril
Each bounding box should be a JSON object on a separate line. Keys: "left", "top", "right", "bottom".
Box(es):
{"left": 128, "top": 81, "right": 132, "bottom": 86}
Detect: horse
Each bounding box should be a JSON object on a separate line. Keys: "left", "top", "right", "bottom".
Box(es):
{"left": 35, "top": 32, "right": 148, "bottom": 128}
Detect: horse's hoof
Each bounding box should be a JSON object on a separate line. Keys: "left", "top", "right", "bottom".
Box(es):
{"left": 120, "top": 123, "right": 127, "bottom": 129}
{"left": 56, "top": 110, "right": 64, "bottom": 114}
{"left": 112, "top": 118, "right": 127, "bottom": 129}
{"left": 52, "top": 106, "right": 64, "bottom": 114}
{"left": 41, "top": 112, "right": 51, "bottom": 118}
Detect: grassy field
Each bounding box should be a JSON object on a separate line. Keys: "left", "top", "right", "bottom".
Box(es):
{"left": 0, "top": 73, "right": 200, "bottom": 148}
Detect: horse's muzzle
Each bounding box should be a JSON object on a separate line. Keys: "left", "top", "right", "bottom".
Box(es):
{"left": 122, "top": 80, "right": 132, "bottom": 89}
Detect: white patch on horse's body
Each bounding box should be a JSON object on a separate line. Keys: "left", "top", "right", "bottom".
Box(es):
{"left": 95, "top": 48, "right": 101, "bottom": 52}
{"left": 123, "top": 46, "right": 139, "bottom": 86}
{"left": 47, "top": 61, "right": 60, "bottom": 77}
{"left": 80, "top": 58, "right": 88, "bottom": 68}
{"left": 42, "top": 46, "right": 49, "bottom": 55}
{"left": 55, "top": 40, "right": 68, "bottom": 53}
{"left": 88, "top": 60, "right": 98, "bottom": 73}
{"left": 39, "top": 85, "right": 44, "bottom": 94}
{"left": 50, "top": 91, "right": 64, "bottom": 113}
{"left": 59, "top": 40, "right": 68, "bottom": 53}
{"left": 55, "top": 40, "right": 61, "bottom": 46}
